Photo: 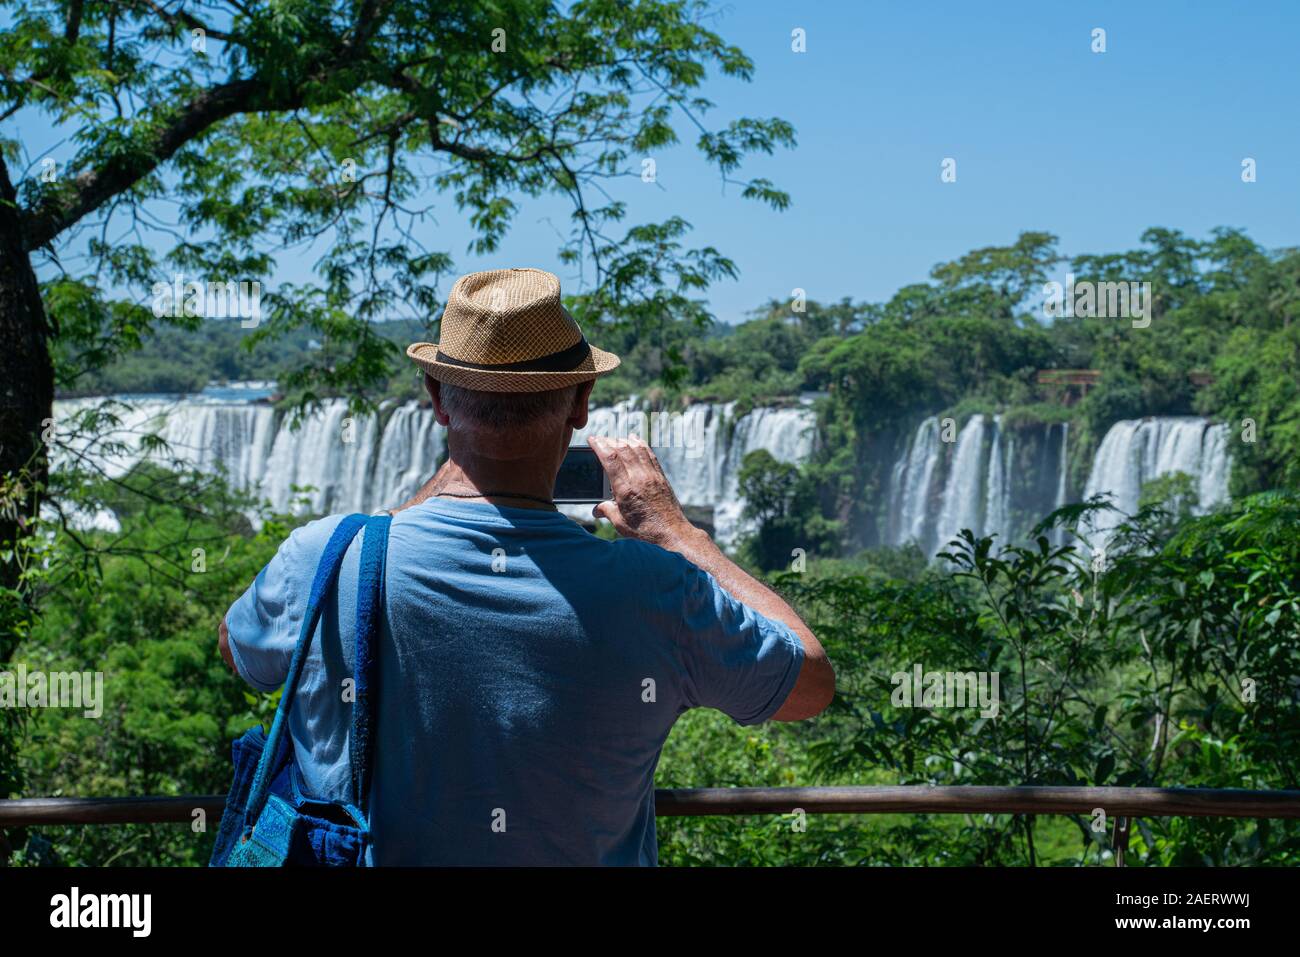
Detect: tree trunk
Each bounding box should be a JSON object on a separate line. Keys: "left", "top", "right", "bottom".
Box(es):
{"left": 0, "top": 159, "right": 54, "bottom": 648}
{"left": 0, "top": 159, "right": 49, "bottom": 857}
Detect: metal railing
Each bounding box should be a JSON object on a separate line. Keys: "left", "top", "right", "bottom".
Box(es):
{"left": 3, "top": 786, "right": 1298, "bottom": 866}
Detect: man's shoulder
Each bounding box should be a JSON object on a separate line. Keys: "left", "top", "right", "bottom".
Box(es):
{"left": 270, "top": 512, "right": 357, "bottom": 568}
{"left": 500, "top": 517, "right": 695, "bottom": 585}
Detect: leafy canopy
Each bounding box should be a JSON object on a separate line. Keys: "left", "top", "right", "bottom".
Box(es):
{"left": 1, "top": 0, "right": 794, "bottom": 410}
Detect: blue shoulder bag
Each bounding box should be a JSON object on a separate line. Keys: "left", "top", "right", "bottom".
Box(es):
{"left": 210, "top": 512, "right": 390, "bottom": 867}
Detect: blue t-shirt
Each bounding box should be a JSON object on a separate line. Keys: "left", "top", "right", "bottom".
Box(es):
{"left": 224, "top": 497, "right": 804, "bottom": 865}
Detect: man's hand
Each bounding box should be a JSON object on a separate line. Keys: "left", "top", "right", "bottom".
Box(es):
{"left": 588, "top": 435, "right": 696, "bottom": 549}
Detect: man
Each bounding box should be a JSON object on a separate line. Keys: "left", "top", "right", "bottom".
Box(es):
{"left": 218, "top": 267, "right": 834, "bottom": 865}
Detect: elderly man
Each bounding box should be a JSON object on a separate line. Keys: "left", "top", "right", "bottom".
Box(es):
{"left": 218, "top": 267, "right": 834, "bottom": 865}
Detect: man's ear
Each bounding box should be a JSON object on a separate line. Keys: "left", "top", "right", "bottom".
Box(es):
{"left": 427, "top": 374, "right": 451, "bottom": 426}
{"left": 568, "top": 380, "right": 594, "bottom": 431}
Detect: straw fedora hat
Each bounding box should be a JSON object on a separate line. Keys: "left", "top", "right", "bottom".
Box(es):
{"left": 406, "top": 268, "right": 620, "bottom": 392}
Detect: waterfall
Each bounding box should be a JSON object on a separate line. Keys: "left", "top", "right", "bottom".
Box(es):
{"left": 1080, "top": 417, "right": 1232, "bottom": 548}
{"left": 884, "top": 413, "right": 1229, "bottom": 558}
{"left": 715, "top": 404, "right": 818, "bottom": 543}
{"left": 574, "top": 401, "right": 731, "bottom": 520}
{"left": 1197, "top": 422, "right": 1231, "bottom": 509}
{"left": 983, "top": 417, "right": 1009, "bottom": 546}
{"left": 52, "top": 396, "right": 445, "bottom": 523}
{"left": 890, "top": 416, "right": 943, "bottom": 548}
{"left": 933, "top": 415, "right": 989, "bottom": 555}
{"left": 571, "top": 399, "right": 817, "bottom": 543}
{"left": 1052, "top": 422, "right": 1070, "bottom": 546}
{"left": 890, "top": 413, "right": 1005, "bottom": 554}
{"left": 52, "top": 395, "right": 816, "bottom": 545}
{"left": 52, "top": 393, "right": 1233, "bottom": 555}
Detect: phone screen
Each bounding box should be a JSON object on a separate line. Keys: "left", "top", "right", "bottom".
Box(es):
{"left": 553, "top": 447, "right": 609, "bottom": 503}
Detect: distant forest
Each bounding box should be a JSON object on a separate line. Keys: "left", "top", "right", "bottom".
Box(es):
{"left": 56, "top": 318, "right": 426, "bottom": 398}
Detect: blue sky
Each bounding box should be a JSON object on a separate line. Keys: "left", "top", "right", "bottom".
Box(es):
{"left": 482, "top": 0, "right": 1300, "bottom": 322}
{"left": 10, "top": 1, "right": 1300, "bottom": 324}
{"left": 467, "top": 0, "right": 1300, "bottom": 323}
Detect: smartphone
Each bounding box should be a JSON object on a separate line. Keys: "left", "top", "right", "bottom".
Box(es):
{"left": 553, "top": 446, "right": 612, "bottom": 503}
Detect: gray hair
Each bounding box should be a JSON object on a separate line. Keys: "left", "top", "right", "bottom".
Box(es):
{"left": 437, "top": 381, "right": 580, "bottom": 441}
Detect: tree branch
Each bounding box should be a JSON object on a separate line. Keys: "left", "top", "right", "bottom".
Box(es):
{"left": 21, "top": 78, "right": 301, "bottom": 251}
{"left": 137, "top": 0, "right": 240, "bottom": 44}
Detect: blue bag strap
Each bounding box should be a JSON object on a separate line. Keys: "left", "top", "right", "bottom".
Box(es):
{"left": 241, "top": 512, "right": 369, "bottom": 829}
{"left": 351, "top": 513, "right": 391, "bottom": 816}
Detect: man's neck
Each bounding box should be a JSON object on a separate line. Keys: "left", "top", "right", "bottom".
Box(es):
{"left": 395, "top": 452, "right": 559, "bottom": 512}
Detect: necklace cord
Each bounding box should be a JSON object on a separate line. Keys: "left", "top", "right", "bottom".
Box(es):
{"left": 435, "top": 489, "right": 556, "bottom": 508}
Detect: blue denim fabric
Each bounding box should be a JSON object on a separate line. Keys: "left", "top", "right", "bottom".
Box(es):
{"left": 212, "top": 513, "right": 389, "bottom": 867}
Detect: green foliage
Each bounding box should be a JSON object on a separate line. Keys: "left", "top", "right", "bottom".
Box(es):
{"left": 8, "top": 464, "right": 284, "bottom": 865}
{"left": 710, "top": 491, "right": 1300, "bottom": 866}
{"left": 658, "top": 490, "right": 1299, "bottom": 866}
{"left": 1137, "top": 472, "right": 1199, "bottom": 531}
{"left": 1202, "top": 323, "right": 1300, "bottom": 493}
{"left": 5, "top": 0, "right": 796, "bottom": 415}
{"left": 736, "top": 449, "right": 838, "bottom": 571}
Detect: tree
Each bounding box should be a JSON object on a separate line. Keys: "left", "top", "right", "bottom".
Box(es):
{"left": 928, "top": 231, "right": 1060, "bottom": 313}
{"left": 1205, "top": 323, "right": 1300, "bottom": 493}
{"left": 0, "top": 0, "right": 793, "bottom": 602}
{"left": 770, "top": 493, "right": 1300, "bottom": 866}
{"left": 737, "top": 449, "right": 836, "bottom": 571}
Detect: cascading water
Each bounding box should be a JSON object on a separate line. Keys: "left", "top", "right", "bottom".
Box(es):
{"left": 1052, "top": 422, "right": 1070, "bottom": 547}
{"left": 52, "top": 394, "right": 817, "bottom": 545}
{"left": 1196, "top": 421, "right": 1231, "bottom": 512}
{"left": 889, "top": 413, "right": 1012, "bottom": 554}
{"left": 889, "top": 416, "right": 943, "bottom": 547}
{"left": 983, "top": 419, "right": 1009, "bottom": 546}
{"left": 933, "top": 414, "right": 990, "bottom": 555}
{"left": 569, "top": 399, "right": 817, "bottom": 543}
{"left": 885, "top": 413, "right": 1230, "bottom": 557}
{"left": 53, "top": 395, "right": 447, "bottom": 525}
{"left": 1080, "top": 416, "right": 1232, "bottom": 547}
{"left": 51, "top": 392, "right": 1233, "bottom": 555}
